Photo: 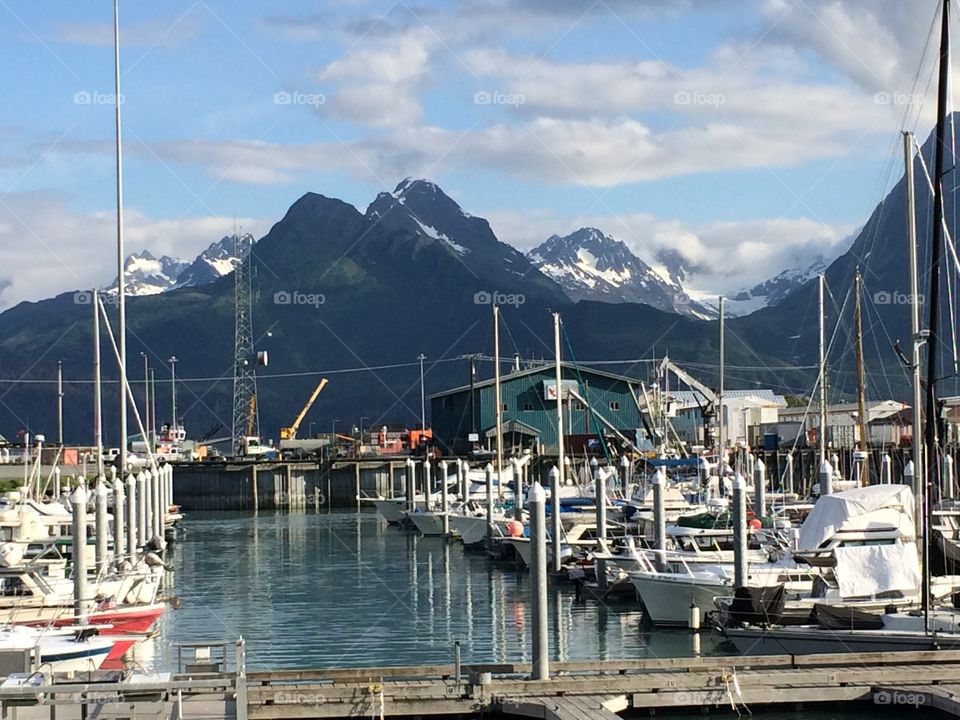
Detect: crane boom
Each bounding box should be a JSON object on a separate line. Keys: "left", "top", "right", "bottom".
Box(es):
{"left": 657, "top": 356, "right": 717, "bottom": 448}
{"left": 280, "top": 378, "right": 329, "bottom": 440}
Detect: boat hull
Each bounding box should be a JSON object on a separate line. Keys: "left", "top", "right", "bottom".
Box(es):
{"left": 629, "top": 572, "right": 731, "bottom": 627}
{"left": 723, "top": 626, "right": 960, "bottom": 654}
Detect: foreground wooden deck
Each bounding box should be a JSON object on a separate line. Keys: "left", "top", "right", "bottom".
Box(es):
{"left": 5, "top": 649, "right": 960, "bottom": 718}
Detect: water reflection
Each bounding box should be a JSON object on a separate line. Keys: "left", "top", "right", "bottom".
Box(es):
{"left": 151, "top": 510, "right": 730, "bottom": 671}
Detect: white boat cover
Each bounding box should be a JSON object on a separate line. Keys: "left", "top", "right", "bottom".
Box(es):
{"left": 833, "top": 541, "right": 920, "bottom": 598}
{"left": 797, "top": 484, "right": 915, "bottom": 552}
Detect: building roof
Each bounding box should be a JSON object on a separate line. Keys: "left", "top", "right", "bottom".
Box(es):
{"left": 483, "top": 418, "right": 541, "bottom": 438}
{"left": 429, "top": 361, "right": 641, "bottom": 400}
{"left": 670, "top": 389, "right": 787, "bottom": 409}
{"left": 778, "top": 400, "right": 908, "bottom": 423}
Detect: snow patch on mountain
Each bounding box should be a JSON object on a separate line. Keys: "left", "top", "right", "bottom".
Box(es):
{"left": 528, "top": 227, "right": 712, "bottom": 318}
{"left": 106, "top": 251, "right": 189, "bottom": 296}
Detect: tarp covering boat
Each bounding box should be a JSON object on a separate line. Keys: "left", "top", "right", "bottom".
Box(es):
{"left": 832, "top": 541, "right": 921, "bottom": 598}
{"left": 797, "top": 485, "right": 916, "bottom": 552}
{"left": 726, "top": 584, "right": 786, "bottom": 627}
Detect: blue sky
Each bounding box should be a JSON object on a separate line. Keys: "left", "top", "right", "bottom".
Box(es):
{"left": 0, "top": 0, "right": 946, "bottom": 308}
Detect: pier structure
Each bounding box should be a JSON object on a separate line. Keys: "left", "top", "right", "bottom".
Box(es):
{"left": 6, "top": 649, "right": 960, "bottom": 719}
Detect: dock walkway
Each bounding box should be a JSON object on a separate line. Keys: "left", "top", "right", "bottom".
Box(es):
{"left": 6, "top": 650, "right": 960, "bottom": 718}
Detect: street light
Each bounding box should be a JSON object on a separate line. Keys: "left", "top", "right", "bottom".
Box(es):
{"left": 168, "top": 356, "right": 178, "bottom": 430}
{"left": 359, "top": 416, "right": 368, "bottom": 443}
{"left": 308, "top": 421, "right": 315, "bottom": 438}
{"left": 331, "top": 419, "right": 339, "bottom": 437}
{"left": 418, "top": 353, "right": 427, "bottom": 432}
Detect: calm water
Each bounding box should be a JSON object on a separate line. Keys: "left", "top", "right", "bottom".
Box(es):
{"left": 138, "top": 510, "right": 728, "bottom": 671}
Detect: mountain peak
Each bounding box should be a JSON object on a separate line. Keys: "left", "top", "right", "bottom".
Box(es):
{"left": 528, "top": 228, "right": 712, "bottom": 318}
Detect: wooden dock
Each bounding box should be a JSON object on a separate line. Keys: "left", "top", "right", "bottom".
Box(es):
{"left": 7, "top": 649, "right": 960, "bottom": 718}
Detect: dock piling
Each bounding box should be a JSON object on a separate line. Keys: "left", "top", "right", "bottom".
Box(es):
{"left": 733, "top": 475, "right": 747, "bottom": 588}
{"left": 440, "top": 460, "right": 449, "bottom": 536}
{"left": 549, "top": 466, "right": 561, "bottom": 573}
{"left": 754, "top": 457, "right": 766, "bottom": 517}
{"left": 652, "top": 468, "right": 666, "bottom": 572}
{"left": 126, "top": 472, "right": 137, "bottom": 560}
{"left": 95, "top": 478, "right": 109, "bottom": 573}
{"left": 113, "top": 473, "right": 126, "bottom": 562}
{"left": 513, "top": 459, "right": 523, "bottom": 521}
{"left": 405, "top": 458, "right": 415, "bottom": 512}
{"left": 881, "top": 453, "right": 892, "bottom": 485}
{"left": 485, "top": 463, "right": 494, "bottom": 540}
{"left": 71, "top": 484, "right": 90, "bottom": 622}
{"left": 528, "top": 481, "right": 549, "bottom": 681}
{"left": 819, "top": 458, "right": 833, "bottom": 496}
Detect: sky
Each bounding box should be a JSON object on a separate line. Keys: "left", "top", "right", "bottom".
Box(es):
{"left": 0, "top": 0, "right": 950, "bottom": 310}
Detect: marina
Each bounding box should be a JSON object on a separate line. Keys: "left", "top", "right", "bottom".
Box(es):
{"left": 7, "top": 0, "right": 960, "bottom": 717}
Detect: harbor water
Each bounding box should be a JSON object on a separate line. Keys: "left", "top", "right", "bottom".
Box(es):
{"left": 142, "top": 509, "right": 729, "bottom": 671}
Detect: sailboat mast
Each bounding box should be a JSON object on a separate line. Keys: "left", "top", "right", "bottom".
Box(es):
{"left": 113, "top": 0, "right": 128, "bottom": 478}
{"left": 923, "top": 0, "right": 951, "bottom": 615}
{"left": 818, "top": 274, "right": 827, "bottom": 464}
{"left": 93, "top": 290, "right": 103, "bottom": 478}
{"left": 904, "top": 131, "right": 924, "bottom": 504}
{"left": 493, "top": 304, "right": 503, "bottom": 500}
{"left": 718, "top": 296, "right": 725, "bottom": 459}
{"left": 854, "top": 270, "right": 869, "bottom": 483}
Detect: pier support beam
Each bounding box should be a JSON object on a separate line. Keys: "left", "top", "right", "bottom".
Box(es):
{"left": 528, "top": 482, "right": 549, "bottom": 681}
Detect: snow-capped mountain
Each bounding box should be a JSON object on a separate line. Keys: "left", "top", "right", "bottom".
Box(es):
{"left": 107, "top": 235, "right": 247, "bottom": 297}
{"left": 527, "top": 228, "right": 712, "bottom": 318}
{"left": 725, "top": 257, "right": 830, "bottom": 316}
{"left": 107, "top": 251, "right": 190, "bottom": 296}
{"left": 173, "top": 234, "right": 247, "bottom": 289}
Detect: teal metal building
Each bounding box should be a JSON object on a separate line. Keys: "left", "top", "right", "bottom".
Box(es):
{"left": 429, "top": 362, "right": 645, "bottom": 454}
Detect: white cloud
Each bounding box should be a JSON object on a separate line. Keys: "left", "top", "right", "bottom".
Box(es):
{"left": 0, "top": 191, "right": 266, "bottom": 310}
{"left": 319, "top": 28, "right": 433, "bottom": 127}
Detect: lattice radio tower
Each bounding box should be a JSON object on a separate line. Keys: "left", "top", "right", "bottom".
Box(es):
{"left": 231, "top": 232, "right": 258, "bottom": 454}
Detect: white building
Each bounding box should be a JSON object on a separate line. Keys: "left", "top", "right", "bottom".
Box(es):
{"left": 669, "top": 389, "right": 786, "bottom": 449}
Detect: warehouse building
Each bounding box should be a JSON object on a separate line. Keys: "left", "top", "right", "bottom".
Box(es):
{"left": 429, "top": 362, "right": 646, "bottom": 455}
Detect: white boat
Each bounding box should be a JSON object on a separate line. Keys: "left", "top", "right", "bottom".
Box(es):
{"left": 0, "top": 626, "right": 114, "bottom": 673}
